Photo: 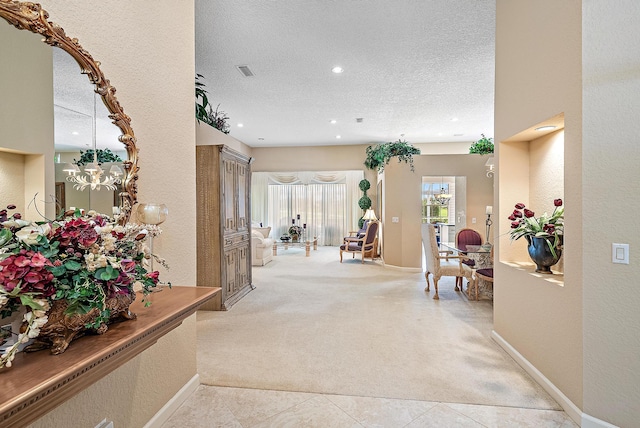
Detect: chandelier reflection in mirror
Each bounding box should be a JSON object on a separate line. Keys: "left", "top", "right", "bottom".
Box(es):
{"left": 63, "top": 92, "right": 123, "bottom": 191}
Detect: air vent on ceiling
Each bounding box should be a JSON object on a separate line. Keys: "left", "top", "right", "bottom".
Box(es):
{"left": 356, "top": 118, "right": 364, "bottom": 123}
{"left": 236, "top": 65, "right": 254, "bottom": 77}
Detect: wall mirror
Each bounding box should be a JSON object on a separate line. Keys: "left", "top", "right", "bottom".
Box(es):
{"left": 0, "top": 0, "right": 138, "bottom": 223}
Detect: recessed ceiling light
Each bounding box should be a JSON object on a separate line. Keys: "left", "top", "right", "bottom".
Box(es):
{"left": 72, "top": 131, "right": 79, "bottom": 135}
{"left": 336, "top": 135, "right": 341, "bottom": 139}
{"left": 535, "top": 125, "right": 557, "bottom": 131}
{"left": 237, "top": 123, "right": 244, "bottom": 128}
{"left": 330, "top": 120, "right": 337, "bottom": 124}
{"left": 451, "top": 117, "right": 459, "bottom": 122}
{"left": 331, "top": 66, "right": 343, "bottom": 74}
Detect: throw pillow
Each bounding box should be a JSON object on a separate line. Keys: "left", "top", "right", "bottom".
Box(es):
{"left": 254, "top": 227, "right": 271, "bottom": 238}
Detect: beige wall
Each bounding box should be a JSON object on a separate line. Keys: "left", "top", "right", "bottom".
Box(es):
{"left": 382, "top": 154, "right": 494, "bottom": 268}
{"left": 0, "top": 152, "right": 25, "bottom": 210}
{"left": 19, "top": 1, "right": 199, "bottom": 426}
{"left": 495, "top": 0, "right": 583, "bottom": 417}
{"left": 0, "top": 21, "right": 55, "bottom": 219}
{"left": 582, "top": 1, "right": 640, "bottom": 426}
{"left": 196, "top": 121, "right": 252, "bottom": 157}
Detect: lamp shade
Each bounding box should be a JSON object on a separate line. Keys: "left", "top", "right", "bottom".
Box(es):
{"left": 363, "top": 208, "right": 378, "bottom": 221}
{"left": 137, "top": 203, "right": 168, "bottom": 225}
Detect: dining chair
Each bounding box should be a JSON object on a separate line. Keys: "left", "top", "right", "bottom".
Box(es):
{"left": 454, "top": 228, "right": 483, "bottom": 289}
{"left": 471, "top": 246, "right": 494, "bottom": 301}
{"left": 422, "top": 223, "right": 472, "bottom": 300}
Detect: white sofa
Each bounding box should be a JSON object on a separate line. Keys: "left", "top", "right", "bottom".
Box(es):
{"left": 252, "top": 227, "right": 274, "bottom": 266}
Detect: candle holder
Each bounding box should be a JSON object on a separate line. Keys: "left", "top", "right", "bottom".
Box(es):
{"left": 137, "top": 203, "right": 168, "bottom": 290}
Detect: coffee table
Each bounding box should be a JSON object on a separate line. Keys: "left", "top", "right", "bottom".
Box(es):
{"left": 272, "top": 237, "right": 318, "bottom": 257}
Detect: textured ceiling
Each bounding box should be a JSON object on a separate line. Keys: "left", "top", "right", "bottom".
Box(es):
{"left": 195, "top": 0, "right": 496, "bottom": 148}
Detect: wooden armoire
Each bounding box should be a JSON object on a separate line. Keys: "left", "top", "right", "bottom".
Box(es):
{"left": 196, "top": 145, "right": 254, "bottom": 310}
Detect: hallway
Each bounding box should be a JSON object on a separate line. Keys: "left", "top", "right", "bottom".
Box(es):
{"left": 164, "top": 246, "right": 576, "bottom": 427}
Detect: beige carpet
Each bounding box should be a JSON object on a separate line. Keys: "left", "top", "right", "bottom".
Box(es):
{"left": 196, "top": 246, "right": 559, "bottom": 410}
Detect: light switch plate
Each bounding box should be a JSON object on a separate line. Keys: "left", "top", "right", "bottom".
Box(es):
{"left": 612, "top": 243, "right": 629, "bottom": 264}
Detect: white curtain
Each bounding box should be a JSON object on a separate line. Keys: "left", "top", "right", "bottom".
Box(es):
{"left": 252, "top": 170, "right": 364, "bottom": 245}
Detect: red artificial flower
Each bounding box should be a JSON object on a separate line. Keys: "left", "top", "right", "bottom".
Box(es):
{"left": 508, "top": 214, "right": 516, "bottom": 221}
{"left": 515, "top": 203, "right": 526, "bottom": 209}
{"left": 146, "top": 271, "right": 160, "bottom": 282}
{"left": 513, "top": 210, "right": 523, "bottom": 218}
{"left": 524, "top": 209, "right": 535, "bottom": 218}
{"left": 0, "top": 250, "right": 55, "bottom": 297}
{"left": 554, "top": 199, "right": 563, "bottom": 207}
{"left": 511, "top": 221, "right": 521, "bottom": 228}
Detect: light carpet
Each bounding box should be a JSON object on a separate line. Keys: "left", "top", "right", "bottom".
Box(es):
{"left": 196, "top": 246, "right": 559, "bottom": 410}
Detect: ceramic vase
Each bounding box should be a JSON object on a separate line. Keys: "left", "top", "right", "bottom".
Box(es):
{"left": 526, "top": 236, "right": 562, "bottom": 274}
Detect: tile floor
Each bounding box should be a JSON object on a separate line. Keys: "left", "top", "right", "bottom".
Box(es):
{"left": 162, "top": 384, "right": 578, "bottom": 427}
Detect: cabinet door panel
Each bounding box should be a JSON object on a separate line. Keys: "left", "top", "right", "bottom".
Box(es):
{"left": 222, "top": 158, "right": 236, "bottom": 233}
{"left": 237, "top": 244, "right": 249, "bottom": 287}
{"left": 224, "top": 248, "right": 237, "bottom": 295}
{"left": 236, "top": 162, "right": 249, "bottom": 232}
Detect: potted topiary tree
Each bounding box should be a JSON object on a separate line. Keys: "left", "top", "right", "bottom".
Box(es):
{"left": 358, "top": 179, "right": 372, "bottom": 228}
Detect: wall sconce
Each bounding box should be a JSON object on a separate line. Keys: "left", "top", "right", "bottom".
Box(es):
{"left": 485, "top": 157, "right": 495, "bottom": 178}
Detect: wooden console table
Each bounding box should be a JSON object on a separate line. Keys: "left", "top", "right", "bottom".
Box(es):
{"left": 0, "top": 286, "right": 220, "bottom": 428}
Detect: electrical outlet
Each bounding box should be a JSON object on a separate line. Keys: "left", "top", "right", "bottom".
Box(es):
{"left": 471, "top": 217, "right": 476, "bottom": 224}
{"left": 392, "top": 217, "right": 399, "bottom": 223}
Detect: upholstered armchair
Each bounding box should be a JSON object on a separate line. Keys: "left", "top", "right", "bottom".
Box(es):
{"left": 340, "top": 221, "right": 379, "bottom": 263}
{"left": 251, "top": 227, "right": 274, "bottom": 266}
{"left": 422, "top": 223, "right": 472, "bottom": 300}
{"left": 344, "top": 220, "right": 369, "bottom": 243}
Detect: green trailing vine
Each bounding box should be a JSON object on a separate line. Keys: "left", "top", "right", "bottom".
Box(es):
{"left": 196, "top": 74, "right": 230, "bottom": 134}
{"left": 364, "top": 139, "right": 421, "bottom": 173}
{"left": 468, "top": 134, "right": 494, "bottom": 154}
{"left": 74, "top": 148, "right": 122, "bottom": 166}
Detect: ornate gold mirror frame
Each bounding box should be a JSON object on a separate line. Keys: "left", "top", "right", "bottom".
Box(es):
{"left": 0, "top": 0, "right": 138, "bottom": 223}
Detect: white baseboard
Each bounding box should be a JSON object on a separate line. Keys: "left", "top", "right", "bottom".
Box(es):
{"left": 492, "top": 331, "right": 620, "bottom": 428}
{"left": 491, "top": 331, "right": 582, "bottom": 425}
{"left": 382, "top": 263, "right": 422, "bottom": 273}
{"left": 144, "top": 374, "right": 200, "bottom": 428}
{"left": 582, "top": 413, "right": 619, "bottom": 428}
